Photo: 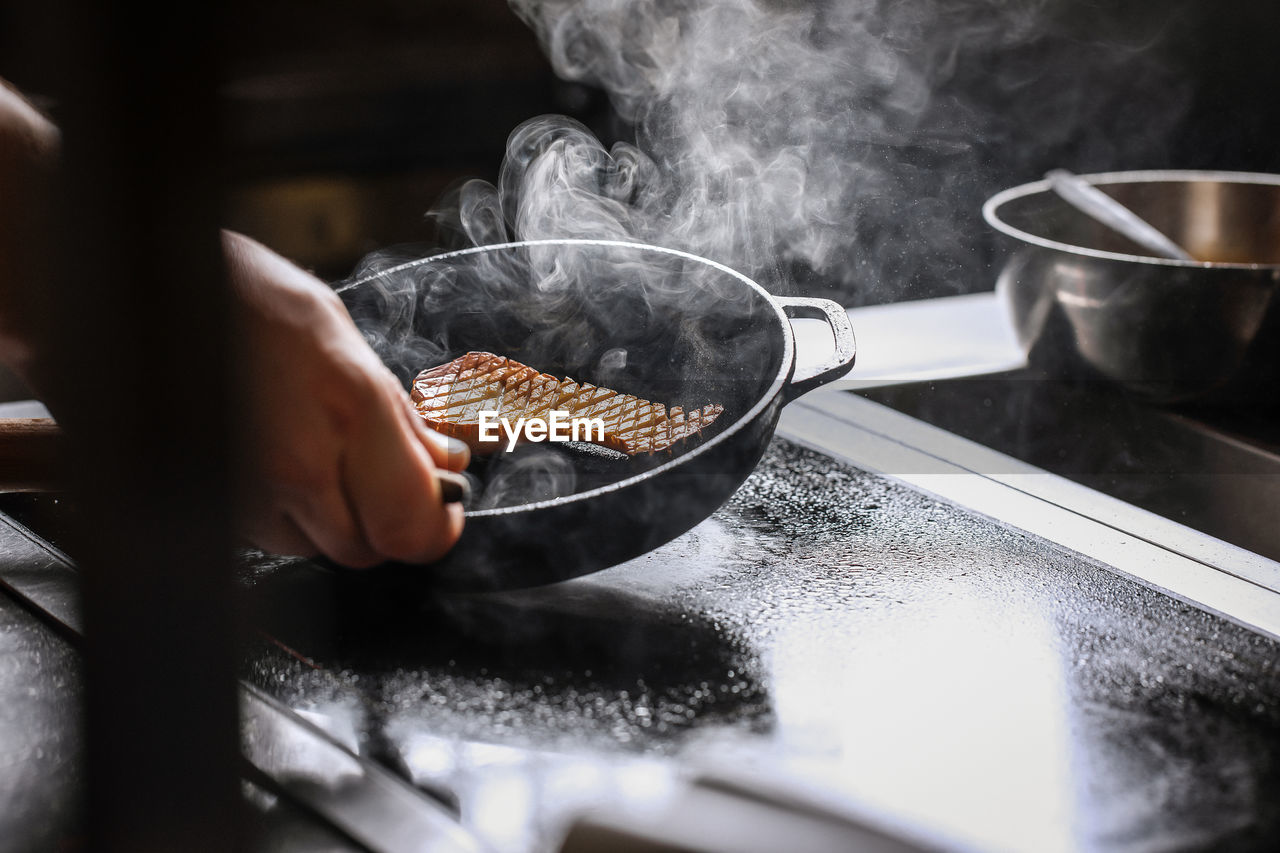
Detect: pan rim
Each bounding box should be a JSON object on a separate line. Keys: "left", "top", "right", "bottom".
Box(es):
{"left": 338, "top": 238, "right": 794, "bottom": 517}
{"left": 983, "top": 169, "right": 1280, "bottom": 271}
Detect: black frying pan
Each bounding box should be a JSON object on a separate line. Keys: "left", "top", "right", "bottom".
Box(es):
{"left": 337, "top": 239, "right": 854, "bottom": 590}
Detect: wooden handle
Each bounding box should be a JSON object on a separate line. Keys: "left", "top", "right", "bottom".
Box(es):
{"left": 0, "top": 418, "right": 64, "bottom": 492}
{"left": 0, "top": 418, "right": 468, "bottom": 503}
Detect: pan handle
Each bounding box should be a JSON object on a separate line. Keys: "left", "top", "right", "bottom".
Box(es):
{"left": 775, "top": 297, "right": 857, "bottom": 401}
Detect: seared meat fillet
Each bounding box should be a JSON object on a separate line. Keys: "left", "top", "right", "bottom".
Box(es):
{"left": 411, "top": 351, "right": 724, "bottom": 455}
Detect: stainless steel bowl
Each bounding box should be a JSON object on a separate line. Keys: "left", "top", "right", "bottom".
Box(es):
{"left": 984, "top": 170, "right": 1280, "bottom": 404}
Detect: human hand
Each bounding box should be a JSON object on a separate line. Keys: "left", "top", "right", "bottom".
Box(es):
{"left": 223, "top": 230, "right": 467, "bottom": 567}
{"left": 0, "top": 80, "right": 59, "bottom": 387}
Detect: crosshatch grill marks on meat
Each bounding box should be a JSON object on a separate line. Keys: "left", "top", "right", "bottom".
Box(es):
{"left": 411, "top": 352, "right": 724, "bottom": 455}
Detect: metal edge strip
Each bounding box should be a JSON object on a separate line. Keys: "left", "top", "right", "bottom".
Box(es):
{"left": 779, "top": 392, "right": 1280, "bottom": 643}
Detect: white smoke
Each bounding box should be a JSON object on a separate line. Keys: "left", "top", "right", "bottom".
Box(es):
{"left": 428, "top": 0, "right": 1188, "bottom": 303}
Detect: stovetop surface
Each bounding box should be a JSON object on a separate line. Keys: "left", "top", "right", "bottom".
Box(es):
{"left": 234, "top": 436, "right": 1280, "bottom": 852}
{"left": 3, "top": 432, "right": 1280, "bottom": 851}
{"left": 863, "top": 375, "right": 1280, "bottom": 564}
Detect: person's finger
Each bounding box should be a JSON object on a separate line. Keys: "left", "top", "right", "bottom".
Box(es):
{"left": 414, "top": 417, "right": 470, "bottom": 472}
{"left": 290, "top": 482, "right": 383, "bottom": 568}
{"left": 346, "top": 441, "right": 465, "bottom": 564}
{"left": 397, "top": 381, "right": 470, "bottom": 472}
{"left": 343, "top": 401, "right": 465, "bottom": 564}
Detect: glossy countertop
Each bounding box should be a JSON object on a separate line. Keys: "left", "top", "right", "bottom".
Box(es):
{"left": 236, "top": 434, "right": 1280, "bottom": 851}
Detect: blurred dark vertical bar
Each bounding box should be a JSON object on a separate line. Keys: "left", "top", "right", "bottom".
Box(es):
{"left": 38, "top": 0, "right": 248, "bottom": 850}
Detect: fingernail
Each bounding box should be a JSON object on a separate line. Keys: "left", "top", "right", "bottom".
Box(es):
{"left": 426, "top": 430, "right": 470, "bottom": 464}
{"left": 448, "top": 437, "right": 471, "bottom": 465}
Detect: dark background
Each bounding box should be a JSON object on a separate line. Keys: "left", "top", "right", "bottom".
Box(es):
{"left": 2, "top": 0, "right": 1276, "bottom": 291}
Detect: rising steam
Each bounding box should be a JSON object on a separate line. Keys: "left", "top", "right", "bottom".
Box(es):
{"left": 427, "top": 0, "right": 1188, "bottom": 303}
{"left": 341, "top": 0, "right": 1188, "bottom": 511}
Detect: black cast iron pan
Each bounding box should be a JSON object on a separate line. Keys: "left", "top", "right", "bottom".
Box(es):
{"left": 336, "top": 239, "right": 854, "bottom": 591}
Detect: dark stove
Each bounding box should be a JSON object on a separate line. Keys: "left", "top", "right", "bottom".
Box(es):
{"left": 864, "top": 373, "right": 1280, "bottom": 563}
{"left": 2, "top": 388, "right": 1280, "bottom": 852}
